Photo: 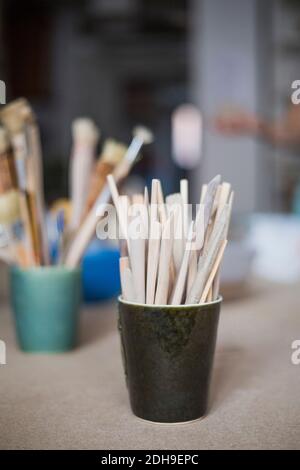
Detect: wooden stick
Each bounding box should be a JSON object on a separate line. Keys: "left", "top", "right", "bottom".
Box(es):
{"left": 107, "top": 175, "right": 128, "bottom": 243}
{"left": 120, "top": 257, "right": 136, "bottom": 302}
{"left": 132, "top": 194, "right": 144, "bottom": 206}
{"left": 26, "top": 189, "right": 42, "bottom": 264}
{"left": 212, "top": 190, "right": 234, "bottom": 299}
{"left": 203, "top": 175, "right": 221, "bottom": 231}
{"left": 19, "top": 190, "right": 36, "bottom": 266}
{"left": 215, "top": 182, "right": 231, "bottom": 221}
{"left": 119, "top": 238, "right": 128, "bottom": 258}
{"left": 168, "top": 256, "right": 176, "bottom": 291}
{"left": 130, "top": 194, "right": 147, "bottom": 233}
{"left": 200, "top": 184, "right": 207, "bottom": 204}
{"left": 118, "top": 195, "right": 130, "bottom": 232}
{"left": 145, "top": 179, "right": 160, "bottom": 303}
{"left": 203, "top": 212, "right": 215, "bottom": 250}
{"left": 166, "top": 193, "right": 184, "bottom": 273}
{"left": 10, "top": 133, "right": 37, "bottom": 266}
{"left": 171, "top": 221, "right": 194, "bottom": 305}
{"left": 203, "top": 183, "right": 229, "bottom": 251}
{"left": 155, "top": 215, "right": 174, "bottom": 305}
{"left": 26, "top": 120, "right": 50, "bottom": 265}
{"left": 69, "top": 118, "right": 99, "bottom": 231}
{"left": 187, "top": 248, "right": 197, "bottom": 296}
{"left": 202, "top": 182, "right": 228, "bottom": 253}
{"left": 113, "top": 126, "right": 153, "bottom": 182}
{"left": 180, "top": 179, "right": 189, "bottom": 238}
{"left": 225, "top": 190, "right": 234, "bottom": 233}
{"left": 196, "top": 176, "right": 221, "bottom": 257}
{"left": 200, "top": 239, "right": 228, "bottom": 303}
{"left": 144, "top": 186, "right": 149, "bottom": 210}
{"left": 149, "top": 179, "right": 159, "bottom": 228}
{"left": 157, "top": 179, "right": 167, "bottom": 225}
{"left": 120, "top": 255, "right": 129, "bottom": 271}
{"left": 146, "top": 220, "right": 161, "bottom": 304}
{"left": 84, "top": 139, "right": 126, "bottom": 217}
{"left": 211, "top": 184, "right": 221, "bottom": 216}
{"left": 186, "top": 205, "right": 229, "bottom": 304}
{"left": 144, "top": 186, "right": 150, "bottom": 235}
{"left": 195, "top": 203, "right": 205, "bottom": 252}
{"left": 156, "top": 181, "right": 177, "bottom": 297}
{"left": 64, "top": 186, "right": 111, "bottom": 268}
{"left": 128, "top": 214, "right": 146, "bottom": 303}
{"left": 207, "top": 288, "right": 213, "bottom": 302}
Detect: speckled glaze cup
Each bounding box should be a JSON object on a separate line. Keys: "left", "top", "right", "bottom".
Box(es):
{"left": 118, "top": 297, "right": 222, "bottom": 424}
{"left": 10, "top": 266, "right": 81, "bottom": 353}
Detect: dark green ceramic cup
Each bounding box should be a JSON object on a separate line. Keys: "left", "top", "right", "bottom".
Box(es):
{"left": 10, "top": 266, "right": 82, "bottom": 353}
{"left": 118, "top": 297, "right": 222, "bottom": 423}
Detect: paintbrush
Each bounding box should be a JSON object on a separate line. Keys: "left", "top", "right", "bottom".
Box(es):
{"left": 83, "top": 139, "right": 127, "bottom": 217}
{"left": 64, "top": 126, "right": 153, "bottom": 268}
{"left": 113, "top": 126, "right": 153, "bottom": 182}
{"left": 22, "top": 103, "right": 50, "bottom": 265}
{"left": 69, "top": 118, "right": 99, "bottom": 231}
{"left": 56, "top": 209, "right": 65, "bottom": 265}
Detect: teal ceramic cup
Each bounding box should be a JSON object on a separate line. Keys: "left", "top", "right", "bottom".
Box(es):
{"left": 118, "top": 297, "right": 222, "bottom": 424}
{"left": 10, "top": 266, "right": 82, "bottom": 353}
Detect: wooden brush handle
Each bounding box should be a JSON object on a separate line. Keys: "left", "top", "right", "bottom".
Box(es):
{"left": 27, "top": 191, "right": 42, "bottom": 265}
{"left": 18, "top": 191, "right": 36, "bottom": 267}
{"left": 0, "top": 149, "right": 17, "bottom": 194}
{"left": 84, "top": 161, "right": 115, "bottom": 216}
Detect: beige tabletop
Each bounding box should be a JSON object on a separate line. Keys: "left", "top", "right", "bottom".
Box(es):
{"left": 0, "top": 281, "right": 300, "bottom": 450}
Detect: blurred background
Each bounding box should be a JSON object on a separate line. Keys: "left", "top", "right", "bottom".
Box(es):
{"left": 1, "top": 0, "right": 300, "bottom": 300}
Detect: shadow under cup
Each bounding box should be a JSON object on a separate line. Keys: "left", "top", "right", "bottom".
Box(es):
{"left": 10, "top": 266, "right": 82, "bottom": 353}
{"left": 118, "top": 297, "right": 222, "bottom": 424}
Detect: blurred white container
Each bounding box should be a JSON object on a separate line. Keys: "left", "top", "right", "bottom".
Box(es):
{"left": 221, "top": 240, "right": 255, "bottom": 285}
{"left": 247, "top": 214, "right": 300, "bottom": 283}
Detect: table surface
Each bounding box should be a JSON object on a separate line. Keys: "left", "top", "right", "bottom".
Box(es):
{"left": 0, "top": 282, "right": 300, "bottom": 450}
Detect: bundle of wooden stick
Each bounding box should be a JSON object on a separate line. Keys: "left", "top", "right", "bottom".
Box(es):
{"left": 110, "top": 175, "right": 234, "bottom": 305}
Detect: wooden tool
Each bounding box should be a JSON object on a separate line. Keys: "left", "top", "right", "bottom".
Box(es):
{"left": 115, "top": 175, "right": 233, "bottom": 306}
{"left": 84, "top": 139, "right": 126, "bottom": 217}
{"left": 186, "top": 205, "right": 230, "bottom": 304}
{"left": 128, "top": 214, "right": 146, "bottom": 303}
{"left": 120, "top": 256, "right": 136, "bottom": 302}
{"left": 155, "top": 215, "right": 174, "bottom": 305}
{"left": 171, "top": 221, "right": 194, "bottom": 305}
{"left": 69, "top": 118, "right": 99, "bottom": 230}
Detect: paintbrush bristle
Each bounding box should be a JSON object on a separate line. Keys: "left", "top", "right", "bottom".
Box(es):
{"left": 133, "top": 126, "right": 154, "bottom": 144}
{"left": 72, "top": 118, "right": 100, "bottom": 145}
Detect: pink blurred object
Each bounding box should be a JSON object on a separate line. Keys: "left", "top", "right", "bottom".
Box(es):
{"left": 172, "top": 104, "right": 202, "bottom": 169}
